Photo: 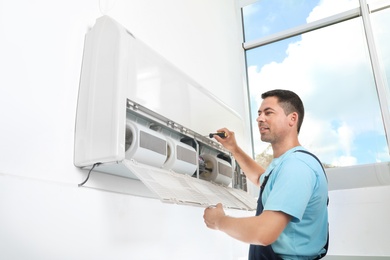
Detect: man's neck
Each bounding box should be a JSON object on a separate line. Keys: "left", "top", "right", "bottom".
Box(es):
{"left": 272, "top": 139, "right": 300, "bottom": 158}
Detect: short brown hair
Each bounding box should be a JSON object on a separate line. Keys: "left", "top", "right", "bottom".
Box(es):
{"left": 261, "top": 89, "right": 305, "bottom": 133}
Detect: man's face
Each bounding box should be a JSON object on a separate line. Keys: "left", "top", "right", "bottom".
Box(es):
{"left": 256, "top": 97, "right": 291, "bottom": 143}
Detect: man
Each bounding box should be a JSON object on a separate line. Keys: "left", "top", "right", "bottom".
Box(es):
{"left": 203, "top": 89, "right": 328, "bottom": 259}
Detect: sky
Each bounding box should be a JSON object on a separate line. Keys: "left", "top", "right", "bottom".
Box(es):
{"left": 243, "top": 0, "right": 390, "bottom": 167}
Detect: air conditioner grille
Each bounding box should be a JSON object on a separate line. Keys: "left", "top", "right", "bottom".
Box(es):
{"left": 218, "top": 161, "right": 232, "bottom": 177}
{"left": 177, "top": 145, "right": 197, "bottom": 165}
{"left": 140, "top": 131, "right": 167, "bottom": 156}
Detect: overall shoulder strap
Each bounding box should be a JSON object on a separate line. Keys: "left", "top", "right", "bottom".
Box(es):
{"left": 294, "top": 149, "right": 329, "bottom": 259}
{"left": 294, "top": 150, "right": 326, "bottom": 176}
{"left": 259, "top": 169, "right": 273, "bottom": 197}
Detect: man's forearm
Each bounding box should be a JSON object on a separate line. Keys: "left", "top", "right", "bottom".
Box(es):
{"left": 216, "top": 211, "right": 290, "bottom": 246}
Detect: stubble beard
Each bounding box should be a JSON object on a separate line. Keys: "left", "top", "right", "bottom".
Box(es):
{"left": 260, "top": 132, "right": 273, "bottom": 143}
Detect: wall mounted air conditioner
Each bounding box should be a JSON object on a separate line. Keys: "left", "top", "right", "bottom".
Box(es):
{"left": 74, "top": 15, "right": 255, "bottom": 210}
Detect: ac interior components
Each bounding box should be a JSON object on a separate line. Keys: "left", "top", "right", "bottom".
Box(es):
{"left": 74, "top": 15, "right": 254, "bottom": 210}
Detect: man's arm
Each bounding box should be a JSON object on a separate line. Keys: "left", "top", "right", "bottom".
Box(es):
{"left": 214, "top": 128, "right": 265, "bottom": 186}
{"left": 204, "top": 203, "right": 291, "bottom": 245}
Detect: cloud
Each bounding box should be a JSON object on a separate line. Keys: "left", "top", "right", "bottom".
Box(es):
{"left": 337, "top": 122, "right": 355, "bottom": 155}
{"left": 306, "top": 0, "right": 359, "bottom": 22}
{"left": 331, "top": 155, "right": 358, "bottom": 166}
{"left": 247, "top": 0, "right": 390, "bottom": 166}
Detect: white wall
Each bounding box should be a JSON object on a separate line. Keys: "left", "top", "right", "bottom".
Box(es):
{"left": 1, "top": 0, "right": 390, "bottom": 259}
{"left": 0, "top": 0, "right": 252, "bottom": 259}
{"left": 327, "top": 186, "right": 390, "bottom": 257}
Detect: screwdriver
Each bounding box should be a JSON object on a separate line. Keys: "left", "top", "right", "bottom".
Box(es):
{"left": 208, "top": 132, "right": 227, "bottom": 138}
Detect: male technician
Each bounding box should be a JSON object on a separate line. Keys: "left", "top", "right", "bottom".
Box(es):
{"left": 203, "top": 89, "right": 328, "bottom": 259}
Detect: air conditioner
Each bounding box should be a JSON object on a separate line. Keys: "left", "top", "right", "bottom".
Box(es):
{"left": 74, "top": 15, "right": 255, "bottom": 210}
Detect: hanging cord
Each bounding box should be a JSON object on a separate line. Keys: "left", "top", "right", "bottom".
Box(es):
{"left": 78, "top": 162, "right": 101, "bottom": 187}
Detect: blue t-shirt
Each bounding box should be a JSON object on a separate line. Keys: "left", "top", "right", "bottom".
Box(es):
{"left": 260, "top": 146, "right": 328, "bottom": 259}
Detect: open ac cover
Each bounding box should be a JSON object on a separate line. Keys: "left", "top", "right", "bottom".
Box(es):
{"left": 74, "top": 15, "right": 256, "bottom": 211}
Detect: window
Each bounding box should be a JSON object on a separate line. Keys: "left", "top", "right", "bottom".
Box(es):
{"left": 242, "top": 0, "right": 359, "bottom": 41}
{"left": 242, "top": 0, "right": 390, "bottom": 168}
{"left": 370, "top": 2, "right": 390, "bottom": 101}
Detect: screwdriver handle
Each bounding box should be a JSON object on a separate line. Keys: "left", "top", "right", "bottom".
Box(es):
{"left": 209, "top": 132, "right": 227, "bottom": 138}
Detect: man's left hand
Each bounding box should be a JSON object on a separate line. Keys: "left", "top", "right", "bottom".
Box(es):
{"left": 203, "top": 203, "right": 226, "bottom": 230}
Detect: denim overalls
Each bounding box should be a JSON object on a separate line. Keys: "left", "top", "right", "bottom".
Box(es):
{"left": 248, "top": 168, "right": 282, "bottom": 260}
{"left": 248, "top": 150, "right": 329, "bottom": 260}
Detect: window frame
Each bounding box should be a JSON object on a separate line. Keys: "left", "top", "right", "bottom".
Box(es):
{"left": 239, "top": 0, "right": 390, "bottom": 190}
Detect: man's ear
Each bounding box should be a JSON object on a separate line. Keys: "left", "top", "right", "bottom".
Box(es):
{"left": 289, "top": 112, "right": 298, "bottom": 127}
